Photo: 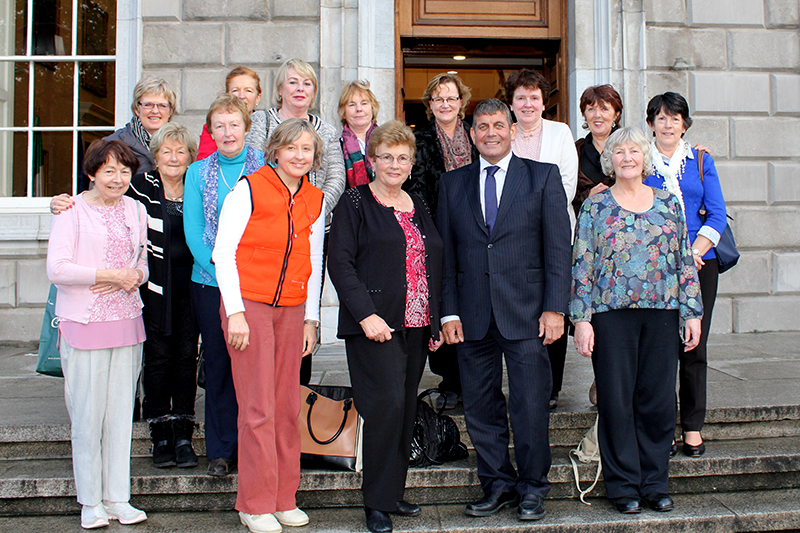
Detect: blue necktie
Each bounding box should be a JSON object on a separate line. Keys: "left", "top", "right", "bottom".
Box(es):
{"left": 484, "top": 165, "right": 499, "bottom": 234}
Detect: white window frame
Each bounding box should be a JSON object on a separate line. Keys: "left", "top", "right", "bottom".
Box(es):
{"left": 0, "top": 0, "right": 140, "bottom": 210}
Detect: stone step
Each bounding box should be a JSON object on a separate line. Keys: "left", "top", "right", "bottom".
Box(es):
{"left": 3, "top": 404, "right": 800, "bottom": 461}
{"left": 1, "top": 488, "right": 799, "bottom": 532}
{"left": 2, "top": 436, "right": 800, "bottom": 516}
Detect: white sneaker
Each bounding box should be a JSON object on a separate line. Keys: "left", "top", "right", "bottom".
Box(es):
{"left": 274, "top": 508, "right": 309, "bottom": 527}
{"left": 81, "top": 504, "right": 109, "bottom": 529}
{"left": 103, "top": 501, "right": 147, "bottom": 525}
{"left": 239, "top": 512, "right": 282, "bottom": 533}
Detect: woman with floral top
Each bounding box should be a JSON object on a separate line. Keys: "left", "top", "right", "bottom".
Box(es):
{"left": 570, "top": 127, "right": 702, "bottom": 515}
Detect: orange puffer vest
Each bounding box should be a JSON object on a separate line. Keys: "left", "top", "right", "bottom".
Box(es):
{"left": 236, "top": 165, "right": 324, "bottom": 307}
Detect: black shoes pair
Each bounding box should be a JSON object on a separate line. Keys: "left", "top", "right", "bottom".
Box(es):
{"left": 612, "top": 494, "right": 674, "bottom": 514}
{"left": 465, "top": 490, "right": 546, "bottom": 521}
{"left": 151, "top": 419, "right": 199, "bottom": 468}
{"left": 364, "top": 501, "right": 421, "bottom": 533}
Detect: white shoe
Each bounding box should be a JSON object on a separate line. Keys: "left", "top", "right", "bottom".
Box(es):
{"left": 274, "top": 508, "right": 309, "bottom": 527}
{"left": 81, "top": 504, "right": 109, "bottom": 529}
{"left": 103, "top": 501, "right": 147, "bottom": 525}
{"left": 239, "top": 511, "right": 282, "bottom": 533}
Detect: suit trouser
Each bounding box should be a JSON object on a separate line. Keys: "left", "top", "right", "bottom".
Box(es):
{"left": 191, "top": 283, "right": 238, "bottom": 461}
{"left": 592, "top": 309, "right": 679, "bottom": 499}
{"left": 222, "top": 300, "right": 304, "bottom": 515}
{"left": 680, "top": 258, "right": 718, "bottom": 432}
{"left": 457, "top": 316, "right": 552, "bottom": 497}
{"left": 60, "top": 340, "right": 142, "bottom": 506}
{"left": 346, "top": 327, "right": 428, "bottom": 511}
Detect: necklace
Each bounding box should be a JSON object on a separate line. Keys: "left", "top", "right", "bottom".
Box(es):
{"left": 220, "top": 162, "right": 247, "bottom": 192}
{"left": 518, "top": 124, "right": 542, "bottom": 139}
{"left": 162, "top": 180, "right": 184, "bottom": 201}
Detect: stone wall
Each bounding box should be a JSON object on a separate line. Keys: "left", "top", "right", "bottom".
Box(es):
{"left": 643, "top": 0, "right": 800, "bottom": 332}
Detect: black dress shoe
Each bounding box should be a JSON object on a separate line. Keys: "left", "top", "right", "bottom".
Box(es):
{"left": 549, "top": 393, "right": 559, "bottom": 411}
{"left": 612, "top": 497, "right": 642, "bottom": 514}
{"left": 670, "top": 441, "right": 678, "bottom": 458}
{"left": 643, "top": 494, "right": 674, "bottom": 512}
{"left": 683, "top": 441, "right": 705, "bottom": 457}
{"left": 207, "top": 457, "right": 235, "bottom": 476}
{"left": 464, "top": 490, "right": 519, "bottom": 517}
{"left": 365, "top": 507, "right": 393, "bottom": 533}
{"left": 517, "top": 494, "right": 546, "bottom": 521}
{"left": 392, "top": 501, "right": 421, "bottom": 517}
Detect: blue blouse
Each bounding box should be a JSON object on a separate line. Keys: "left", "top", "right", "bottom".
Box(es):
{"left": 570, "top": 188, "right": 703, "bottom": 322}
{"left": 644, "top": 147, "right": 727, "bottom": 260}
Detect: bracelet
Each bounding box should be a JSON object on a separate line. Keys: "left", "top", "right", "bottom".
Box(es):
{"left": 304, "top": 319, "right": 320, "bottom": 328}
{"left": 136, "top": 269, "right": 144, "bottom": 284}
{"left": 691, "top": 247, "right": 702, "bottom": 256}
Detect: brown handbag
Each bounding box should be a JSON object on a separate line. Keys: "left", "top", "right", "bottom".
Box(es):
{"left": 299, "top": 384, "right": 363, "bottom": 472}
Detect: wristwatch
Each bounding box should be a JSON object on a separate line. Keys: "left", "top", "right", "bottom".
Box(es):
{"left": 304, "top": 319, "right": 320, "bottom": 328}
{"left": 691, "top": 247, "right": 702, "bottom": 256}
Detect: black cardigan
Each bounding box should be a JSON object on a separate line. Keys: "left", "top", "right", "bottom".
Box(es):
{"left": 327, "top": 185, "right": 444, "bottom": 340}
{"left": 126, "top": 171, "right": 195, "bottom": 335}
{"left": 405, "top": 119, "right": 479, "bottom": 221}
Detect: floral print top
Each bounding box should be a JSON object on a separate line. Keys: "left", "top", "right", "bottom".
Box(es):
{"left": 570, "top": 187, "right": 703, "bottom": 322}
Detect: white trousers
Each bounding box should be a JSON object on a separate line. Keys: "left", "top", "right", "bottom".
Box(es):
{"left": 60, "top": 341, "right": 143, "bottom": 506}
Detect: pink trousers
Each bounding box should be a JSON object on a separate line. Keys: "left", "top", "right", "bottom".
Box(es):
{"left": 221, "top": 299, "right": 304, "bottom": 514}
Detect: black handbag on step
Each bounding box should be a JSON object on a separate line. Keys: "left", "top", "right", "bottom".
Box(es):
{"left": 409, "top": 389, "right": 468, "bottom": 467}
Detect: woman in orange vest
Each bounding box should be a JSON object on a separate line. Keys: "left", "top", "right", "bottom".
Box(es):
{"left": 212, "top": 118, "right": 325, "bottom": 533}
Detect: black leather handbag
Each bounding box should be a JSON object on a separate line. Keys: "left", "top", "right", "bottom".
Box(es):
{"left": 698, "top": 150, "right": 739, "bottom": 274}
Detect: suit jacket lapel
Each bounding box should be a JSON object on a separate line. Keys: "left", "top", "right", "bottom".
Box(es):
{"left": 465, "top": 161, "right": 489, "bottom": 237}
{"left": 494, "top": 155, "right": 523, "bottom": 232}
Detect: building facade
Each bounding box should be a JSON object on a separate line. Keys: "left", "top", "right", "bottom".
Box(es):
{"left": 1, "top": 0, "right": 798, "bottom": 342}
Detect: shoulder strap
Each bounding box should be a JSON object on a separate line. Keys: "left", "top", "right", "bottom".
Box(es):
{"left": 697, "top": 149, "right": 705, "bottom": 183}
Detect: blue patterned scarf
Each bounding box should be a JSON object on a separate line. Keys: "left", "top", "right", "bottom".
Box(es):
{"left": 198, "top": 146, "right": 262, "bottom": 284}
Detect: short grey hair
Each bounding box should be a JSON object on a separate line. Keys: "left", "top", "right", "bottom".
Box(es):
{"left": 149, "top": 123, "right": 198, "bottom": 164}
{"left": 600, "top": 127, "right": 653, "bottom": 180}
{"left": 471, "top": 99, "right": 514, "bottom": 130}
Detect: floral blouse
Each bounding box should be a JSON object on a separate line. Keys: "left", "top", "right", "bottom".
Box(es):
{"left": 570, "top": 188, "right": 703, "bottom": 322}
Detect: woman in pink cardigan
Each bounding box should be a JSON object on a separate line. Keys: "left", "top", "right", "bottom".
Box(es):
{"left": 46, "top": 139, "right": 149, "bottom": 530}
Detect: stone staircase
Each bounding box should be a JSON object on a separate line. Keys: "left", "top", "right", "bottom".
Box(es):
{"left": 2, "top": 403, "right": 800, "bottom": 532}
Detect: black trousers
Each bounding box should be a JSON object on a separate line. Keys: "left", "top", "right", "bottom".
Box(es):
{"left": 457, "top": 315, "right": 552, "bottom": 498}
{"left": 592, "top": 309, "right": 679, "bottom": 499}
{"left": 191, "top": 283, "right": 238, "bottom": 461}
{"left": 546, "top": 316, "right": 571, "bottom": 395}
{"left": 142, "top": 283, "right": 199, "bottom": 421}
{"left": 427, "top": 342, "right": 462, "bottom": 394}
{"left": 680, "top": 258, "right": 719, "bottom": 432}
{"left": 346, "top": 327, "right": 428, "bottom": 511}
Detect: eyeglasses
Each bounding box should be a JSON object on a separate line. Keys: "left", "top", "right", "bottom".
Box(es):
{"left": 430, "top": 96, "right": 461, "bottom": 105}
{"left": 374, "top": 154, "right": 413, "bottom": 166}
{"left": 138, "top": 101, "right": 171, "bottom": 111}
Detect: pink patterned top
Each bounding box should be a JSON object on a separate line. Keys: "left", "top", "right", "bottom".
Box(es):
{"left": 372, "top": 192, "right": 430, "bottom": 327}
{"left": 59, "top": 202, "right": 145, "bottom": 350}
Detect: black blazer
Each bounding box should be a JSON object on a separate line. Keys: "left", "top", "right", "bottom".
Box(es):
{"left": 405, "top": 119, "right": 479, "bottom": 221}
{"left": 437, "top": 154, "right": 572, "bottom": 341}
{"left": 328, "top": 185, "right": 444, "bottom": 340}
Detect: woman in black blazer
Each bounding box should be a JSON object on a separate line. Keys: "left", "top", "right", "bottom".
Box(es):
{"left": 328, "top": 121, "right": 444, "bottom": 533}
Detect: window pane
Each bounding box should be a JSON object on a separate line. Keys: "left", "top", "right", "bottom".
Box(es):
{"left": 13, "top": 0, "right": 27, "bottom": 56}
{"left": 33, "top": 0, "right": 73, "bottom": 56}
{"left": 79, "top": 1, "right": 116, "bottom": 56}
{"left": 79, "top": 62, "right": 115, "bottom": 126}
{"left": 7, "top": 131, "right": 27, "bottom": 197}
{"left": 8, "top": 62, "right": 30, "bottom": 128}
{"left": 33, "top": 131, "right": 74, "bottom": 197}
{"left": 35, "top": 62, "right": 74, "bottom": 127}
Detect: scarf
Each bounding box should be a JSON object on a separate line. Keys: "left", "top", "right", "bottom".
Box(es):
{"left": 130, "top": 115, "right": 152, "bottom": 150}
{"left": 651, "top": 139, "right": 691, "bottom": 214}
{"left": 342, "top": 123, "right": 376, "bottom": 188}
{"left": 436, "top": 121, "right": 472, "bottom": 172}
{"left": 198, "top": 146, "right": 262, "bottom": 284}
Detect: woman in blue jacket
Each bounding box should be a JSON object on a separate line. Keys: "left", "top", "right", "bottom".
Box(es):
{"left": 644, "top": 92, "right": 728, "bottom": 458}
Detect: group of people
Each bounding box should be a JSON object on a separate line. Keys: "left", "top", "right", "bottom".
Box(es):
{"left": 45, "top": 57, "right": 729, "bottom": 532}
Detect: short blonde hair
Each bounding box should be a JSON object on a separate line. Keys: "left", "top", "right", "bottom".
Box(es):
{"left": 273, "top": 59, "right": 318, "bottom": 109}
{"left": 337, "top": 80, "right": 380, "bottom": 126}
{"left": 367, "top": 120, "right": 416, "bottom": 161}
{"left": 265, "top": 118, "right": 323, "bottom": 173}
{"left": 205, "top": 94, "right": 251, "bottom": 133}
{"left": 149, "top": 123, "right": 198, "bottom": 164}
{"left": 131, "top": 76, "right": 177, "bottom": 119}
{"left": 421, "top": 73, "right": 472, "bottom": 121}
{"left": 600, "top": 127, "right": 653, "bottom": 180}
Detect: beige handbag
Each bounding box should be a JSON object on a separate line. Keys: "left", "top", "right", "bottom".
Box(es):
{"left": 569, "top": 414, "right": 602, "bottom": 505}
{"left": 299, "top": 385, "right": 364, "bottom": 472}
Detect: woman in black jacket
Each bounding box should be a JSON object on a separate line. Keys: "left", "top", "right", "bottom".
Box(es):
{"left": 328, "top": 121, "right": 444, "bottom": 533}
{"left": 404, "top": 72, "right": 477, "bottom": 408}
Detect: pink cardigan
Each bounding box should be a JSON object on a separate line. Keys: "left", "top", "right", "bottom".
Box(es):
{"left": 46, "top": 194, "right": 149, "bottom": 324}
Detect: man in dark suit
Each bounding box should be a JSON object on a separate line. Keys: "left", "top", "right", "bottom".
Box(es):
{"left": 437, "top": 98, "right": 571, "bottom": 521}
